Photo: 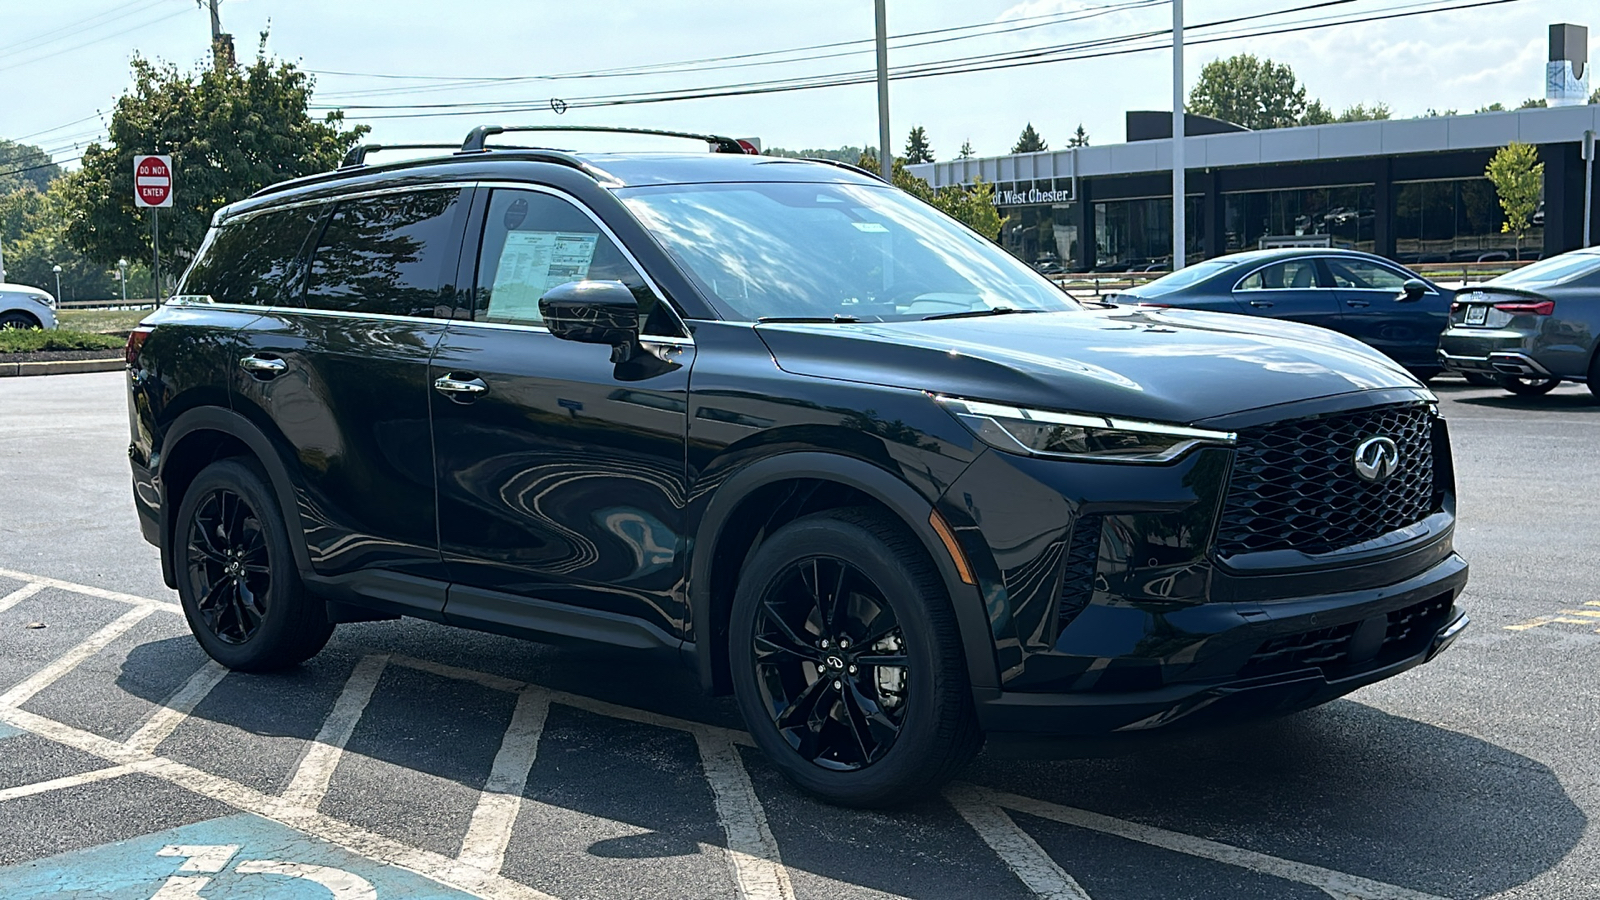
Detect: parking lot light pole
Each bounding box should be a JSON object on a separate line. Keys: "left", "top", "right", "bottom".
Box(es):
{"left": 875, "top": 0, "right": 892, "bottom": 181}
{"left": 1172, "top": 0, "right": 1185, "bottom": 271}
{"left": 52, "top": 264, "right": 62, "bottom": 306}
{"left": 117, "top": 259, "right": 129, "bottom": 304}
{"left": 1584, "top": 130, "right": 1594, "bottom": 248}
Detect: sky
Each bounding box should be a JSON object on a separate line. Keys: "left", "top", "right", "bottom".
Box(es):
{"left": 0, "top": 0, "right": 1588, "bottom": 169}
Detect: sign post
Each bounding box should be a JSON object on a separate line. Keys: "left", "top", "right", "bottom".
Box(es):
{"left": 133, "top": 155, "right": 173, "bottom": 302}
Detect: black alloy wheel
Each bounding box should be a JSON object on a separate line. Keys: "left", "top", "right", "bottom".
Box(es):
{"left": 185, "top": 488, "right": 271, "bottom": 645}
{"left": 753, "top": 556, "right": 910, "bottom": 771}
{"left": 1503, "top": 375, "right": 1561, "bottom": 396}
{"left": 0, "top": 311, "right": 38, "bottom": 330}
{"left": 175, "top": 458, "right": 333, "bottom": 671}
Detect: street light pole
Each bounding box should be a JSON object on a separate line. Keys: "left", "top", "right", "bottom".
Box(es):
{"left": 874, "top": 0, "right": 892, "bottom": 181}
{"left": 1171, "top": 0, "right": 1186, "bottom": 271}
{"left": 52, "top": 264, "right": 62, "bottom": 307}
{"left": 117, "top": 258, "right": 129, "bottom": 305}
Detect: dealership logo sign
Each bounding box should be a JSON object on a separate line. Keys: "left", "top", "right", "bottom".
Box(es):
{"left": 992, "top": 186, "right": 1075, "bottom": 206}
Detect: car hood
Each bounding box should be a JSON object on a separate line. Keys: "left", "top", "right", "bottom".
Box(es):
{"left": 754, "top": 307, "right": 1423, "bottom": 425}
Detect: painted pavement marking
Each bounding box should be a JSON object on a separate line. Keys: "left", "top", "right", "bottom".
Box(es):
{"left": 945, "top": 783, "right": 1091, "bottom": 900}
{"left": 1505, "top": 601, "right": 1600, "bottom": 633}
{"left": 0, "top": 604, "right": 155, "bottom": 709}
{"left": 0, "top": 566, "right": 181, "bottom": 614}
{"left": 0, "top": 763, "right": 139, "bottom": 802}
{"left": 281, "top": 653, "right": 391, "bottom": 810}
{"left": 695, "top": 730, "right": 797, "bottom": 900}
{"left": 0, "top": 581, "right": 47, "bottom": 615}
{"left": 457, "top": 690, "right": 550, "bottom": 875}
{"left": 125, "top": 660, "right": 230, "bottom": 755}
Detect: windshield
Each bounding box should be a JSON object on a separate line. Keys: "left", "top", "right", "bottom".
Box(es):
{"left": 618, "top": 181, "right": 1077, "bottom": 322}
{"left": 1134, "top": 259, "right": 1234, "bottom": 297}
{"left": 1492, "top": 252, "right": 1600, "bottom": 290}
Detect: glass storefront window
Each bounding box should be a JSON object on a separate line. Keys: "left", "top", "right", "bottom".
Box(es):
{"left": 1223, "top": 186, "right": 1376, "bottom": 254}
{"left": 1393, "top": 178, "right": 1543, "bottom": 263}
{"left": 1091, "top": 196, "right": 1202, "bottom": 272}
{"left": 1000, "top": 203, "right": 1079, "bottom": 274}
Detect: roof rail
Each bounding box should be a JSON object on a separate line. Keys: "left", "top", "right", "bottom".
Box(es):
{"left": 340, "top": 143, "right": 461, "bottom": 168}
{"left": 460, "top": 125, "right": 754, "bottom": 155}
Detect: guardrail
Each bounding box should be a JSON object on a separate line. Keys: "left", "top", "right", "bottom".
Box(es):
{"left": 54, "top": 299, "right": 158, "bottom": 310}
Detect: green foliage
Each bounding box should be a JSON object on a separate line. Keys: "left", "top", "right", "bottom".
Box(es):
{"left": 1300, "top": 100, "right": 1334, "bottom": 126}
{"left": 1476, "top": 103, "right": 1507, "bottom": 113}
{"left": 0, "top": 140, "right": 60, "bottom": 195}
{"left": 854, "top": 153, "right": 1006, "bottom": 240}
{"left": 61, "top": 34, "right": 367, "bottom": 276}
{"left": 1593, "top": 87, "right": 1600, "bottom": 104}
{"left": 1188, "top": 54, "right": 1308, "bottom": 130}
{"left": 1518, "top": 98, "right": 1547, "bottom": 109}
{"left": 1336, "top": 102, "right": 1390, "bottom": 122}
{"left": 1485, "top": 142, "right": 1543, "bottom": 257}
{"left": 763, "top": 145, "right": 874, "bottom": 163}
{"left": 57, "top": 308, "right": 150, "bottom": 334}
{"left": 0, "top": 326, "right": 126, "bottom": 353}
{"left": 1012, "top": 123, "right": 1047, "bottom": 153}
{"left": 903, "top": 126, "right": 934, "bottom": 164}
{"left": 1067, "top": 125, "right": 1090, "bottom": 148}
{"left": 957, "top": 140, "right": 975, "bottom": 159}
{"left": 0, "top": 182, "right": 135, "bottom": 300}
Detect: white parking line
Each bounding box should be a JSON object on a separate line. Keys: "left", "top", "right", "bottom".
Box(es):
{"left": 458, "top": 690, "right": 550, "bottom": 874}
{"left": 695, "top": 730, "right": 796, "bottom": 900}
{"left": 0, "top": 605, "right": 155, "bottom": 709}
{"left": 125, "top": 660, "right": 230, "bottom": 755}
{"left": 0, "top": 581, "right": 46, "bottom": 615}
{"left": 281, "top": 653, "right": 390, "bottom": 810}
{"left": 0, "top": 568, "right": 181, "bottom": 614}
{"left": 985, "top": 788, "right": 1449, "bottom": 900}
{"left": 945, "top": 783, "right": 1091, "bottom": 900}
{"left": 0, "top": 764, "right": 139, "bottom": 802}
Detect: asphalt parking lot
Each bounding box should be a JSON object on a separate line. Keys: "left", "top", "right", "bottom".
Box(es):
{"left": 0, "top": 371, "right": 1596, "bottom": 900}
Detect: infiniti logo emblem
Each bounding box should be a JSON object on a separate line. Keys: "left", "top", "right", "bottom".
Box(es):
{"left": 1353, "top": 436, "right": 1401, "bottom": 483}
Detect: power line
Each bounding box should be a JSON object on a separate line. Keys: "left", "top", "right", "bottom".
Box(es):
{"left": 8, "top": 113, "right": 107, "bottom": 145}
{"left": 0, "top": 156, "right": 85, "bottom": 182}
{"left": 0, "top": 4, "right": 193, "bottom": 75}
{"left": 0, "top": 0, "right": 167, "bottom": 56}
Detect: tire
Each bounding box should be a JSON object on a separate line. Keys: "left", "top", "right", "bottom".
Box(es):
{"left": 1463, "top": 371, "right": 1500, "bottom": 388}
{"left": 1588, "top": 352, "right": 1600, "bottom": 401}
{"left": 174, "top": 458, "right": 333, "bottom": 671}
{"left": 1503, "top": 375, "right": 1560, "bottom": 396}
{"left": 729, "top": 508, "right": 982, "bottom": 808}
{"left": 0, "top": 311, "right": 39, "bottom": 330}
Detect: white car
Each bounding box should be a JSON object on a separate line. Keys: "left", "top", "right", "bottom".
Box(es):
{"left": 0, "top": 283, "right": 58, "bottom": 330}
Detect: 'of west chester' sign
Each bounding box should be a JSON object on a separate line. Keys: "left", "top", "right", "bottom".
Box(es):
{"left": 133, "top": 155, "right": 174, "bottom": 209}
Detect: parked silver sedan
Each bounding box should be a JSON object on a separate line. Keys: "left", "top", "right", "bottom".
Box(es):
{"left": 1439, "top": 248, "right": 1600, "bottom": 398}
{"left": 0, "top": 283, "right": 59, "bottom": 330}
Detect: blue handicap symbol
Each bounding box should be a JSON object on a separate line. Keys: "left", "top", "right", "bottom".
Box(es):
{"left": 0, "top": 812, "right": 483, "bottom": 898}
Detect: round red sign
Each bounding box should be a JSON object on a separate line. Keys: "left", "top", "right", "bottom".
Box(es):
{"left": 135, "top": 156, "right": 172, "bottom": 206}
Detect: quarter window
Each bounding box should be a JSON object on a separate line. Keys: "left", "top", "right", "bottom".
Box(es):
{"left": 1325, "top": 258, "right": 1409, "bottom": 291}
{"left": 303, "top": 189, "right": 464, "bottom": 316}
{"left": 1236, "top": 260, "right": 1320, "bottom": 291}
{"left": 473, "top": 189, "right": 678, "bottom": 335}
{"left": 177, "top": 206, "right": 323, "bottom": 305}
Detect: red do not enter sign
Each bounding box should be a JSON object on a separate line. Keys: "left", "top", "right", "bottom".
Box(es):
{"left": 134, "top": 154, "right": 173, "bottom": 208}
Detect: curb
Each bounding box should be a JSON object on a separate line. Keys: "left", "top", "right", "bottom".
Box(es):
{"left": 0, "top": 358, "right": 125, "bottom": 378}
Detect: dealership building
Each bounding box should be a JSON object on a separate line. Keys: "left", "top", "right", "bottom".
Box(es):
{"left": 908, "top": 27, "right": 1598, "bottom": 272}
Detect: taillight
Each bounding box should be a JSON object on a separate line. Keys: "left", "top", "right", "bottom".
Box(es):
{"left": 1492, "top": 300, "right": 1555, "bottom": 316}
{"left": 125, "top": 325, "right": 155, "bottom": 366}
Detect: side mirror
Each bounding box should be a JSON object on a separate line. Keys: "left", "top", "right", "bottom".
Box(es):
{"left": 1398, "top": 279, "right": 1428, "bottom": 302}
{"left": 539, "top": 281, "right": 640, "bottom": 347}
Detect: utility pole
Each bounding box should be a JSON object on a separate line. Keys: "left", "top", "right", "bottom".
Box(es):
{"left": 1171, "top": 0, "right": 1186, "bottom": 271}
{"left": 874, "top": 0, "right": 892, "bottom": 181}
{"left": 1584, "top": 130, "right": 1595, "bottom": 248}
{"left": 200, "top": 0, "right": 234, "bottom": 67}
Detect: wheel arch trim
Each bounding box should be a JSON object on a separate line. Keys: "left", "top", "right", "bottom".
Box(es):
{"left": 688, "top": 451, "right": 999, "bottom": 695}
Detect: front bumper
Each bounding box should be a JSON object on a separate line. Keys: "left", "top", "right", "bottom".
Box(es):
{"left": 973, "top": 552, "right": 1468, "bottom": 736}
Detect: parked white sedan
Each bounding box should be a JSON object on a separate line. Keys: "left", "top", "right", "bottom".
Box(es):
{"left": 0, "top": 284, "right": 58, "bottom": 330}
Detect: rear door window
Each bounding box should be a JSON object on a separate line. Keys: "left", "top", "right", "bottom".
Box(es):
{"left": 471, "top": 188, "right": 680, "bottom": 336}
{"left": 303, "top": 189, "right": 464, "bottom": 317}
{"left": 177, "top": 205, "right": 323, "bottom": 305}
{"left": 1235, "top": 259, "right": 1322, "bottom": 291}
{"left": 1324, "top": 258, "right": 1408, "bottom": 291}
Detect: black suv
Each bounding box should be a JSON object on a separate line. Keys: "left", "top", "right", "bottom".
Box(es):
{"left": 127, "top": 127, "right": 1469, "bottom": 807}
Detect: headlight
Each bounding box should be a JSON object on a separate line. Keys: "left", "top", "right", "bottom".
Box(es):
{"left": 936, "top": 396, "right": 1235, "bottom": 463}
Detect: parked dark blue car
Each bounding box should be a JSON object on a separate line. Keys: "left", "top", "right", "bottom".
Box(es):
{"left": 1111, "top": 249, "right": 1453, "bottom": 380}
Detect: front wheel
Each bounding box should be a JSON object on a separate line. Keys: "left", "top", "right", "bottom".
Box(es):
{"left": 174, "top": 458, "right": 333, "bottom": 671}
{"left": 729, "top": 509, "right": 981, "bottom": 808}
{"left": 1504, "top": 375, "right": 1560, "bottom": 396}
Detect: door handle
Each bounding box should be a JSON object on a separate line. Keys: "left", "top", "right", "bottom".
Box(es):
{"left": 1346, "top": 300, "right": 1371, "bottom": 309}
{"left": 434, "top": 374, "right": 488, "bottom": 397}
{"left": 1248, "top": 300, "right": 1275, "bottom": 309}
{"left": 238, "top": 355, "right": 287, "bottom": 377}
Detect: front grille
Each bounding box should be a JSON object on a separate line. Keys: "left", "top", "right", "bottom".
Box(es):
{"left": 1241, "top": 593, "right": 1453, "bottom": 679}
{"left": 1216, "top": 403, "right": 1439, "bottom": 557}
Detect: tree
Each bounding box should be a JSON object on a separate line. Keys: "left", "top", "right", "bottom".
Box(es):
{"left": 1300, "top": 100, "right": 1334, "bottom": 126}
{"left": 957, "top": 140, "right": 975, "bottom": 159}
{"left": 0, "top": 183, "right": 137, "bottom": 300}
{"left": 1593, "top": 87, "right": 1600, "bottom": 104}
{"left": 765, "top": 145, "right": 873, "bottom": 163}
{"left": 904, "top": 126, "right": 934, "bottom": 164}
{"left": 1067, "top": 125, "right": 1090, "bottom": 148}
{"left": 855, "top": 152, "right": 1005, "bottom": 240}
{"left": 60, "top": 34, "right": 366, "bottom": 276}
{"left": 0, "top": 140, "right": 61, "bottom": 196}
{"left": 1485, "top": 142, "right": 1543, "bottom": 260}
{"left": 1187, "top": 54, "right": 1308, "bottom": 130}
{"left": 1518, "top": 98, "right": 1548, "bottom": 109}
{"left": 1011, "top": 123, "right": 1047, "bottom": 154}
{"left": 1476, "top": 103, "right": 1507, "bottom": 113}
{"left": 1336, "top": 102, "right": 1391, "bottom": 122}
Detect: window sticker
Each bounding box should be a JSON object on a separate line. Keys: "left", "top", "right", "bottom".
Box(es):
{"left": 487, "top": 231, "right": 600, "bottom": 320}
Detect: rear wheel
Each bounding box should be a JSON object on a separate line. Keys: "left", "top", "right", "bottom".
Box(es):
{"left": 729, "top": 509, "right": 981, "bottom": 808}
{"left": 174, "top": 458, "right": 332, "bottom": 671}
{"left": 1588, "top": 352, "right": 1600, "bottom": 401}
{"left": 1503, "top": 375, "right": 1560, "bottom": 396}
